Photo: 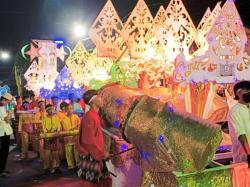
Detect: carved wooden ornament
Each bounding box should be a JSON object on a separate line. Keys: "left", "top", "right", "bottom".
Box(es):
{"left": 89, "top": 0, "right": 124, "bottom": 59}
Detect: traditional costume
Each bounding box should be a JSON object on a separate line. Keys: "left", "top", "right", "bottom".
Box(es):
{"left": 18, "top": 112, "right": 34, "bottom": 158}
{"left": 33, "top": 110, "right": 47, "bottom": 160}
{"left": 61, "top": 114, "right": 80, "bottom": 169}
{"left": 42, "top": 112, "right": 61, "bottom": 172}
{"left": 77, "top": 108, "right": 111, "bottom": 187}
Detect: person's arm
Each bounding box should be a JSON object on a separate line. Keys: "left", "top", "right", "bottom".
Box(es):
{"left": 80, "top": 117, "right": 104, "bottom": 160}
{"left": 231, "top": 109, "right": 250, "bottom": 154}
{"left": 239, "top": 135, "right": 250, "bottom": 155}
{"left": 42, "top": 118, "right": 47, "bottom": 133}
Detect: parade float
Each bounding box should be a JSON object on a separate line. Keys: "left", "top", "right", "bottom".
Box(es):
{"left": 20, "top": 0, "right": 250, "bottom": 186}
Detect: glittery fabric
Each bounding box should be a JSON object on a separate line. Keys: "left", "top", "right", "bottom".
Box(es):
{"left": 99, "top": 84, "right": 222, "bottom": 174}
{"left": 124, "top": 96, "right": 222, "bottom": 173}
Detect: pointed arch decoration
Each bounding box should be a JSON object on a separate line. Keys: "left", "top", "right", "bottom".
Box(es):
{"left": 121, "top": 0, "right": 154, "bottom": 59}
{"left": 156, "top": 0, "right": 197, "bottom": 61}
{"left": 89, "top": 0, "right": 125, "bottom": 59}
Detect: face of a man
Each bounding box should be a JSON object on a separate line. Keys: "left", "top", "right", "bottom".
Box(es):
{"left": 66, "top": 105, "right": 74, "bottom": 116}
{"left": 47, "top": 107, "right": 54, "bottom": 115}
{"left": 52, "top": 98, "right": 59, "bottom": 105}
{"left": 1, "top": 99, "right": 9, "bottom": 106}
{"left": 237, "top": 89, "right": 250, "bottom": 100}
{"left": 39, "top": 102, "right": 45, "bottom": 110}
{"left": 93, "top": 95, "right": 103, "bottom": 108}
{"left": 17, "top": 98, "right": 22, "bottom": 105}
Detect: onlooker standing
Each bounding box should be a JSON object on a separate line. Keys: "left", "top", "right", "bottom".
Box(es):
{"left": 0, "top": 93, "right": 13, "bottom": 177}
{"left": 228, "top": 81, "right": 250, "bottom": 164}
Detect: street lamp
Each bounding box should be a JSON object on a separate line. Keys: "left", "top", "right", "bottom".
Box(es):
{"left": 73, "top": 23, "right": 86, "bottom": 38}
{"left": 0, "top": 51, "right": 10, "bottom": 61}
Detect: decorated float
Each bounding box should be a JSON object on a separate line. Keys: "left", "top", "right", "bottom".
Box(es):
{"left": 19, "top": 0, "right": 250, "bottom": 186}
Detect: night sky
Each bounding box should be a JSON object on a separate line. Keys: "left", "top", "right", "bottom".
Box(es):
{"left": 0, "top": 0, "right": 250, "bottom": 84}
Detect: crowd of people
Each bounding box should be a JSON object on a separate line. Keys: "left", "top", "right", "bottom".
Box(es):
{"left": 0, "top": 90, "right": 114, "bottom": 186}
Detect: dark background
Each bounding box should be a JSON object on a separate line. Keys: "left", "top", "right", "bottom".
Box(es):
{"left": 0, "top": 0, "right": 249, "bottom": 86}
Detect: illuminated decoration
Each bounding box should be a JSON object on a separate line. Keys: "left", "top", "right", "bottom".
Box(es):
{"left": 40, "top": 66, "right": 84, "bottom": 99}
{"left": 24, "top": 39, "right": 69, "bottom": 94}
{"left": 121, "top": 0, "right": 154, "bottom": 59}
{"left": 56, "top": 46, "right": 67, "bottom": 61}
{"left": 21, "top": 44, "right": 30, "bottom": 61}
{"left": 122, "top": 58, "right": 173, "bottom": 88}
{"left": 174, "top": 0, "right": 250, "bottom": 84}
{"left": 66, "top": 41, "right": 90, "bottom": 87}
{"left": 156, "top": 0, "right": 197, "bottom": 61}
{"left": 24, "top": 60, "right": 42, "bottom": 96}
{"left": 25, "top": 43, "right": 40, "bottom": 61}
{"left": 89, "top": 0, "right": 124, "bottom": 58}
{"left": 66, "top": 41, "right": 113, "bottom": 87}
{"left": 143, "top": 6, "right": 167, "bottom": 60}
{"left": 195, "top": 7, "right": 211, "bottom": 53}
{"left": 195, "top": 2, "right": 221, "bottom": 55}
{"left": 36, "top": 40, "right": 59, "bottom": 89}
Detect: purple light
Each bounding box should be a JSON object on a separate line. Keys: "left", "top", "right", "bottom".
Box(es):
{"left": 120, "top": 144, "right": 128, "bottom": 152}
{"left": 115, "top": 98, "right": 123, "bottom": 106}
{"left": 159, "top": 135, "right": 165, "bottom": 143}
{"left": 168, "top": 106, "right": 174, "bottom": 113}
{"left": 141, "top": 151, "right": 150, "bottom": 160}
{"left": 114, "top": 120, "right": 120, "bottom": 127}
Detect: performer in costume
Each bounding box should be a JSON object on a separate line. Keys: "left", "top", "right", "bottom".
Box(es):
{"left": 34, "top": 100, "right": 47, "bottom": 160}
{"left": 18, "top": 101, "right": 33, "bottom": 160}
{"left": 42, "top": 104, "right": 61, "bottom": 174}
{"left": 77, "top": 90, "right": 111, "bottom": 187}
{"left": 57, "top": 101, "right": 68, "bottom": 160}
{"left": 61, "top": 103, "right": 80, "bottom": 170}
{"left": 57, "top": 102, "right": 68, "bottom": 121}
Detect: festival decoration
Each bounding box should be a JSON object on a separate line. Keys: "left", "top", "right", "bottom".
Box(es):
{"left": 66, "top": 41, "right": 113, "bottom": 87}
{"left": 155, "top": 0, "right": 197, "bottom": 61}
{"left": 25, "top": 43, "right": 40, "bottom": 61}
{"left": 195, "top": 2, "right": 222, "bottom": 55}
{"left": 66, "top": 41, "right": 90, "bottom": 87}
{"left": 121, "top": 0, "right": 154, "bottom": 59}
{"left": 89, "top": 0, "right": 125, "bottom": 58}
{"left": 24, "top": 40, "right": 68, "bottom": 94}
{"left": 40, "top": 66, "right": 84, "bottom": 99}
{"left": 24, "top": 60, "right": 42, "bottom": 96}
{"left": 174, "top": 0, "right": 250, "bottom": 84}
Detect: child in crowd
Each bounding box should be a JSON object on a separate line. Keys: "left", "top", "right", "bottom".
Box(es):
{"left": 61, "top": 103, "right": 80, "bottom": 170}
{"left": 42, "top": 104, "right": 61, "bottom": 174}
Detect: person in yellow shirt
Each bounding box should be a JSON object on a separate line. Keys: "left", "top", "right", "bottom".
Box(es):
{"left": 61, "top": 104, "right": 80, "bottom": 170}
{"left": 18, "top": 101, "right": 33, "bottom": 160}
{"left": 42, "top": 104, "right": 61, "bottom": 174}
{"left": 57, "top": 101, "right": 68, "bottom": 160}
{"left": 57, "top": 102, "right": 68, "bottom": 122}
{"left": 33, "top": 101, "right": 47, "bottom": 160}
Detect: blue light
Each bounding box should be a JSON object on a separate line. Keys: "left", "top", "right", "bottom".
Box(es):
{"left": 141, "top": 151, "right": 150, "bottom": 160}
{"left": 115, "top": 98, "right": 123, "bottom": 106}
{"left": 114, "top": 120, "right": 120, "bottom": 127}
{"left": 168, "top": 106, "right": 174, "bottom": 113}
{"left": 53, "top": 37, "right": 66, "bottom": 47}
{"left": 120, "top": 144, "right": 128, "bottom": 152}
{"left": 159, "top": 135, "right": 165, "bottom": 143}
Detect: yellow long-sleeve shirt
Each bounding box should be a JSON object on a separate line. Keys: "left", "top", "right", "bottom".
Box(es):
{"left": 42, "top": 115, "right": 61, "bottom": 133}
{"left": 61, "top": 114, "right": 80, "bottom": 131}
